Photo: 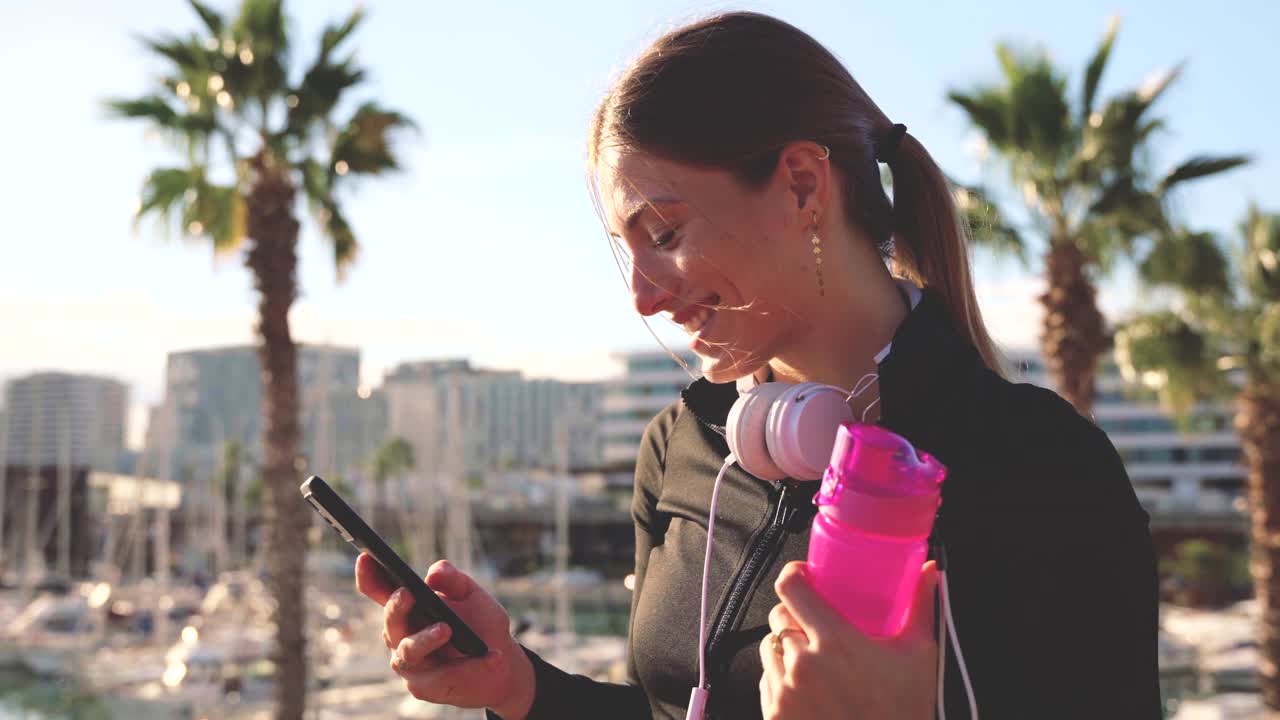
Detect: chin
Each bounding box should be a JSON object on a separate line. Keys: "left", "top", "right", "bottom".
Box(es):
{"left": 696, "top": 351, "right": 766, "bottom": 385}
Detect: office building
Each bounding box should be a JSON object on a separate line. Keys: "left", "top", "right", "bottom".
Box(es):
{"left": 601, "top": 349, "right": 699, "bottom": 469}
{"left": 146, "top": 344, "right": 362, "bottom": 481}
{"left": 383, "top": 359, "right": 604, "bottom": 475}
{"left": 1, "top": 372, "right": 128, "bottom": 471}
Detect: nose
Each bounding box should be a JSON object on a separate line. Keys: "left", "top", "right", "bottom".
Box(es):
{"left": 630, "top": 262, "right": 676, "bottom": 317}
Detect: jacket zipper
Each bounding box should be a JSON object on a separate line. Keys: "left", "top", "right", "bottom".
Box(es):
{"left": 685, "top": 405, "right": 802, "bottom": 706}
{"left": 705, "top": 480, "right": 798, "bottom": 691}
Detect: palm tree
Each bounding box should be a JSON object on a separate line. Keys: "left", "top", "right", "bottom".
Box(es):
{"left": 371, "top": 436, "right": 414, "bottom": 514}
{"left": 371, "top": 437, "right": 428, "bottom": 566}
{"left": 1115, "top": 207, "right": 1280, "bottom": 707}
{"left": 949, "top": 17, "right": 1247, "bottom": 414}
{"left": 107, "top": 3, "right": 414, "bottom": 717}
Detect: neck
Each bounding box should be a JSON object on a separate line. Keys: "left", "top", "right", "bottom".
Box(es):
{"left": 766, "top": 267, "right": 910, "bottom": 409}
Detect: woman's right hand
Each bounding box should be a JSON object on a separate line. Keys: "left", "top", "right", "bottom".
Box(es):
{"left": 355, "top": 553, "right": 536, "bottom": 719}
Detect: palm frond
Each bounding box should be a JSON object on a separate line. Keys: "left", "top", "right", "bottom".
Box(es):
{"left": 980, "top": 45, "right": 1075, "bottom": 164}
{"left": 1241, "top": 206, "right": 1280, "bottom": 302}
{"left": 1157, "top": 154, "right": 1251, "bottom": 194}
{"left": 330, "top": 103, "right": 417, "bottom": 180}
{"left": 1076, "top": 220, "right": 1128, "bottom": 275}
{"left": 297, "top": 159, "right": 358, "bottom": 275}
{"left": 1082, "top": 15, "right": 1120, "bottom": 121}
{"left": 231, "top": 0, "right": 289, "bottom": 101}
{"left": 1259, "top": 303, "right": 1280, "bottom": 374}
{"left": 323, "top": 201, "right": 358, "bottom": 274}
{"left": 134, "top": 166, "right": 244, "bottom": 251}
{"left": 948, "top": 90, "right": 1009, "bottom": 148}
{"left": 1088, "top": 177, "right": 1166, "bottom": 235}
{"left": 105, "top": 95, "right": 217, "bottom": 138}
{"left": 136, "top": 167, "right": 199, "bottom": 224}
{"left": 320, "top": 6, "right": 365, "bottom": 59}
{"left": 1135, "top": 62, "right": 1184, "bottom": 108}
{"left": 141, "top": 34, "right": 209, "bottom": 71}
{"left": 188, "top": 0, "right": 225, "bottom": 36}
{"left": 1138, "top": 229, "right": 1231, "bottom": 298}
{"left": 233, "top": 0, "right": 288, "bottom": 56}
{"left": 285, "top": 57, "right": 366, "bottom": 137}
{"left": 1114, "top": 311, "right": 1231, "bottom": 421}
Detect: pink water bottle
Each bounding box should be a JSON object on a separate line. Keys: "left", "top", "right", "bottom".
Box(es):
{"left": 806, "top": 422, "right": 946, "bottom": 637}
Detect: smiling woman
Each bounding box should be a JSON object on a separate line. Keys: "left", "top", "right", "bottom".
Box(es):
{"left": 360, "top": 11, "right": 1162, "bottom": 720}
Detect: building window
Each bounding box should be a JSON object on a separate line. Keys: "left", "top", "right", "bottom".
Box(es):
{"left": 1198, "top": 447, "right": 1242, "bottom": 463}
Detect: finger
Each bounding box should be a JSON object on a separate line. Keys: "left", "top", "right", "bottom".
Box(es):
{"left": 767, "top": 603, "right": 800, "bottom": 635}
{"left": 425, "top": 560, "right": 479, "bottom": 602}
{"left": 767, "top": 604, "right": 809, "bottom": 660}
{"left": 396, "top": 622, "right": 453, "bottom": 669}
{"left": 401, "top": 649, "right": 507, "bottom": 705}
{"left": 355, "top": 553, "right": 397, "bottom": 605}
{"left": 904, "top": 560, "right": 941, "bottom": 642}
{"left": 383, "top": 587, "right": 416, "bottom": 648}
{"left": 758, "top": 633, "right": 785, "bottom": 696}
{"left": 773, "top": 561, "right": 845, "bottom": 645}
{"left": 759, "top": 673, "right": 774, "bottom": 717}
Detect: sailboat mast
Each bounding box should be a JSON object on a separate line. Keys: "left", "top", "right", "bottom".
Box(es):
{"left": 22, "top": 376, "right": 45, "bottom": 596}
{"left": 0, "top": 392, "right": 10, "bottom": 576}
{"left": 57, "top": 402, "right": 71, "bottom": 578}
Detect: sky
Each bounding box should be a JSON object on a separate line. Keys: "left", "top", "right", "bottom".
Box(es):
{"left": 1, "top": 0, "right": 1276, "bottom": 448}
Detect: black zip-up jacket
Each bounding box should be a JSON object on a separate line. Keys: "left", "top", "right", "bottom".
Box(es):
{"left": 499, "top": 290, "right": 1162, "bottom": 719}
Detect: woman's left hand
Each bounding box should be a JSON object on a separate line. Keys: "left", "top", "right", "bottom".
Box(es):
{"left": 759, "top": 560, "right": 939, "bottom": 720}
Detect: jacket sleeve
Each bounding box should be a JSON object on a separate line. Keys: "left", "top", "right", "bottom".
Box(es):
{"left": 946, "top": 391, "right": 1163, "bottom": 719}
{"left": 488, "top": 403, "right": 679, "bottom": 720}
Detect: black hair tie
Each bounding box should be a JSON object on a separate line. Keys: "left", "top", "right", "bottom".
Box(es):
{"left": 875, "top": 123, "right": 908, "bottom": 164}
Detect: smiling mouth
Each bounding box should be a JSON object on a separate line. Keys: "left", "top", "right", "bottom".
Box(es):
{"left": 670, "top": 295, "right": 720, "bottom": 335}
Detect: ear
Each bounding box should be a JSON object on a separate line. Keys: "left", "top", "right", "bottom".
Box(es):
{"left": 777, "top": 141, "right": 832, "bottom": 217}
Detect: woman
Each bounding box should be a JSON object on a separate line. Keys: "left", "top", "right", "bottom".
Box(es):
{"left": 357, "top": 12, "right": 1161, "bottom": 719}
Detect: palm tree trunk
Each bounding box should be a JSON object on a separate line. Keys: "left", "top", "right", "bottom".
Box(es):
{"left": 245, "top": 153, "right": 308, "bottom": 720}
{"left": 1039, "top": 240, "right": 1107, "bottom": 416}
{"left": 1237, "top": 383, "right": 1280, "bottom": 708}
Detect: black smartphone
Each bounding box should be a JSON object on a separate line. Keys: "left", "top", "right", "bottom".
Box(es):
{"left": 300, "top": 475, "right": 488, "bottom": 657}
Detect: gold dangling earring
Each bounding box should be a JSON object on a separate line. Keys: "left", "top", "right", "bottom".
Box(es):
{"left": 810, "top": 210, "right": 825, "bottom": 296}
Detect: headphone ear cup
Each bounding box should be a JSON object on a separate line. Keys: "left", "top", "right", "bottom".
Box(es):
{"left": 766, "top": 383, "right": 855, "bottom": 481}
{"left": 726, "top": 382, "right": 789, "bottom": 481}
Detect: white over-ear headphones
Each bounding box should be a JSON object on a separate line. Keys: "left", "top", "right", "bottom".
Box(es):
{"left": 725, "top": 381, "right": 857, "bottom": 481}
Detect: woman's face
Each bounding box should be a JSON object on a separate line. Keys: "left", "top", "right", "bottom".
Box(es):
{"left": 598, "top": 147, "right": 817, "bottom": 383}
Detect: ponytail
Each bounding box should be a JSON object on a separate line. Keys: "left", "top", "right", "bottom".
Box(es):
{"left": 885, "top": 133, "right": 1005, "bottom": 375}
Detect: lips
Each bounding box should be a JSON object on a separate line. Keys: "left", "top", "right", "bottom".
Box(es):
{"left": 669, "top": 295, "right": 720, "bottom": 335}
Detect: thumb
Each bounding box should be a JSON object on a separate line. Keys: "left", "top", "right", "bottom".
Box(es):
{"left": 904, "top": 560, "right": 940, "bottom": 642}
{"left": 425, "top": 559, "right": 479, "bottom": 602}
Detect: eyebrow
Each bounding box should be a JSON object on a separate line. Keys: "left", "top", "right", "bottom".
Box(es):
{"left": 610, "top": 195, "right": 683, "bottom": 238}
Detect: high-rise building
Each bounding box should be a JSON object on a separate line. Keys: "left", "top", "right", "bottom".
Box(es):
{"left": 601, "top": 349, "right": 699, "bottom": 469}
{"left": 146, "top": 344, "right": 361, "bottom": 482}
{"left": 1, "top": 372, "right": 128, "bottom": 471}
{"left": 383, "top": 359, "right": 603, "bottom": 475}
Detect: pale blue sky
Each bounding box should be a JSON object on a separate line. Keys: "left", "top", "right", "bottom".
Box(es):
{"left": 1, "top": 1, "right": 1276, "bottom": 444}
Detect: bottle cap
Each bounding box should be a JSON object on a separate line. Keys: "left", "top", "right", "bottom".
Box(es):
{"left": 817, "top": 423, "right": 945, "bottom": 536}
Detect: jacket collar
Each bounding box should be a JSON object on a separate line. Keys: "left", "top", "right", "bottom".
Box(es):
{"left": 679, "top": 288, "right": 987, "bottom": 468}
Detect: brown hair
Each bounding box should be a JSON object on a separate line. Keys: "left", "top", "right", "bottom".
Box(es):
{"left": 589, "top": 11, "right": 1003, "bottom": 372}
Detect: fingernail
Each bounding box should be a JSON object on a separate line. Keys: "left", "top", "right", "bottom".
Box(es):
{"left": 427, "top": 622, "right": 446, "bottom": 638}
{"left": 391, "top": 588, "right": 404, "bottom": 605}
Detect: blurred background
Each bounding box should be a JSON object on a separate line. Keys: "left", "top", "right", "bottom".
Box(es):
{"left": 1, "top": 1, "right": 1277, "bottom": 718}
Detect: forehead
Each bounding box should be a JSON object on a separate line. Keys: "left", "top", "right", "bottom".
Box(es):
{"left": 596, "top": 147, "right": 695, "bottom": 235}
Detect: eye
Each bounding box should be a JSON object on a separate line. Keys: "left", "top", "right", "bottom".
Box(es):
{"left": 652, "top": 228, "right": 679, "bottom": 249}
